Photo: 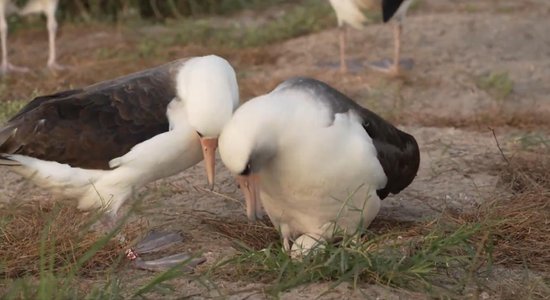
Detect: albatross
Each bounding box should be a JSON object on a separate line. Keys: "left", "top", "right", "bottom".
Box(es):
{"left": 219, "top": 77, "right": 419, "bottom": 255}
{"left": 0, "top": 55, "right": 239, "bottom": 228}
{"left": 0, "top": 0, "right": 63, "bottom": 74}
{"left": 327, "top": 0, "right": 414, "bottom": 75}
{"left": 328, "top": 0, "right": 377, "bottom": 73}
{"left": 377, "top": 0, "right": 415, "bottom": 75}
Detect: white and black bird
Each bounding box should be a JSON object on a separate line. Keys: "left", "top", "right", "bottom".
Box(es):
{"left": 0, "top": 55, "right": 239, "bottom": 227}
{"left": 328, "top": 0, "right": 376, "bottom": 73}
{"left": 378, "top": 0, "right": 414, "bottom": 75}
{"left": 219, "top": 77, "right": 419, "bottom": 254}
{"left": 327, "top": 0, "right": 414, "bottom": 75}
{"left": 0, "top": 0, "right": 63, "bottom": 74}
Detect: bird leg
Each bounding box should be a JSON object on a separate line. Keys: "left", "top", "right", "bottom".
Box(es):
{"left": 283, "top": 237, "right": 291, "bottom": 252}
{"left": 338, "top": 25, "right": 348, "bottom": 73}
{"left": 0, "top": 11, "right": 28, "bottom": 74}
{"left": 45, "top": 7, "right": 65, "bottom": 71}
{"left": 390, "top": 21, "right": 403, "bottom": 76}
{"left": 369, "top": 21, "right": 413, "bottom": 76}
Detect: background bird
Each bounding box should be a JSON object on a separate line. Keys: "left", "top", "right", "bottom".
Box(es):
{"left": 219, "top": 77, "right": 420, "bottom": 254}
{"left": 376, "top": 0, "right": 414, "bottom": 75}
{"left": 0, "top": 55, "right": 239, "bottom": 229}
{"left": 0, "top": 0, "right": 63, "bottom": 74}
{"left": 327, "top": 0, "right": 414, "bottom": 75}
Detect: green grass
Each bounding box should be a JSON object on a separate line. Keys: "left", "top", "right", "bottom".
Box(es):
{"left": 11, "top": 0, "right": 292, "bottom": 23}
{"left": 0, "top": 100, "right": 26, "bottom": 123}
{"left": 0, "top": 202, "right": 203, "bottom": 299}
{"left": 477, "top": 71, "right": 514, "bottom": 101}
{"left": 163, "top": 0, "right": 334, "bottom": 48}
{"left": 209, "top": 219, "right": 493, "bottom": 298}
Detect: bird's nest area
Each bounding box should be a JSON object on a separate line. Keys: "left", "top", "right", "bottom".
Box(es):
{"left": 0, "top": 152, "right": 548, "bottom": 280}
{"left": 205, "top": 151, "right": 550, "bottom": 273}
{"left": 0, "top": 202, "right": 147, "bottom": 278}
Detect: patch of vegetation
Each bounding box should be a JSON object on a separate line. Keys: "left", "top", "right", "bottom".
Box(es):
{"left": 0, "top": 201, "right": 201, "bottom": 299}
{"left": 477, "top": 71, "right": 514, "bottom": 101}
{"left": 512, "top": 133, "right": 550, "bottom": 151}
{"left": 166, "top": 0, "right": 334, "bottom": 48}
{"left": 408, "top": 0, "right": 425, "bottom": 13}
{"left": 209, "top": 219, "right": 489, "bottom": 298}
{"left": 0, "top": 100, "right": 26, "bottom": 123}
{"left": 205, "top": 147, "right": 550, "bottom": 298}
{"left": 12, "top": 0, "right": 291, "bottom": 22}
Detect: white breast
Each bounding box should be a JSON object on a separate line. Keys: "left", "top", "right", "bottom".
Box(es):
{"left": 328, "top": 0, "right": 367, "bottom": 29}
{"left": 259, "top": 106, "right": 385, "bottom": 240}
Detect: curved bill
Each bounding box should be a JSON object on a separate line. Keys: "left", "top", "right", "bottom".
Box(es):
{"left": 236, "top": 174, "right": 261, "bottom": 222}
{"left": 199, "top": 137, "right": 218, "bottom": 189}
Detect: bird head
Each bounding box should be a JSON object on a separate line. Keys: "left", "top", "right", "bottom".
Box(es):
{"left": 174, "top": 55, "right": 239, "bottom": 188}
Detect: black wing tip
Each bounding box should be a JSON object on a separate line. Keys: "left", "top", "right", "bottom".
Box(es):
{"left": 376, "top": 132, "right": 420, "bottom": 199}
{"left": 382, "top": 0, "right": 405, "bottom": 23}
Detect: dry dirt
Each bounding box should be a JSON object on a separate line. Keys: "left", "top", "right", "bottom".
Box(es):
{"left": 1, "top": 0, "right": 549, "bottom": 299}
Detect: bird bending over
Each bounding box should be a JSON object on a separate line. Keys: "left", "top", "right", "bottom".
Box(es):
{"left": 219, "top": 77, "right": 419, "bottom": 255}
{"left": 327, "top": 0, "right": 414, "bottom": 75}
{"left": 0, "top": 55, "right": 239, "bottom": 228}
{"left": 0, "top": 0, "right": 63, "bottom": 74}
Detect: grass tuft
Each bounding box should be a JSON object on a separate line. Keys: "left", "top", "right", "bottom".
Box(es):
{"left": 477, "top": 71, "right": 514, "bottom": 101}
{"left": 0, "top": 201, "right": 144, "bottom": 278}
{"left": 0, "top": 100, "right": 26, "bottom": 123}
{"left": 208, "top": 216, "right": 492, "bottom": 297}
{"left": 167, "top": 0, "right": 333, "bottom": 48}
{"left": 205, "top": 148, "right": 550, "bottom": 297}
{"left": 0, "top": 200, "right": 206, "bottom": 298}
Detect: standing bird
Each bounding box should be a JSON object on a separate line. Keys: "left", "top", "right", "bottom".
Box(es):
{"left": 0, "top": 55, "right": 239, "bottom": 228}
{"left": 328, "top": 0, "right": 376, "bottom": 73}
{"left": 327, "top": 0, "right": 414, "bottom": 75}
{"left": 378, "top": 0, "right": 414, "bottom": 75}
{"left": 219, "top": 77, "right": 420, "bottom": 254}
{"left": 0, "top": 0, "right": 63, "bottom": 74}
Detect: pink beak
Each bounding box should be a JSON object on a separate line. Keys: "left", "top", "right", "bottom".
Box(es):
{"left": 236, "top": 174, "right": 261, "bottom": 222}
{"left": 199, "top": 137, "right": 218, "bottom": 189}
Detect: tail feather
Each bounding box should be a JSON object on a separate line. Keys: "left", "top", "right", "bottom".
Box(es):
{"left": 6, "top": 154, "right": 136, "bottom": 216}
{"left": 6, "top": 154, "right": 105, "bottom": 198}
{"left": 0, "top": 155, "right": 21, "bottom": 166}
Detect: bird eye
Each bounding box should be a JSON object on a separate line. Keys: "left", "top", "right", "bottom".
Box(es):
{"left": 240, "top": 163, "right": 251, "bottom": 176}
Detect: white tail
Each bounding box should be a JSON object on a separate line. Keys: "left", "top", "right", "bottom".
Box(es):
{"left": 3, "top": 154, "right": 135, "bottom": 214}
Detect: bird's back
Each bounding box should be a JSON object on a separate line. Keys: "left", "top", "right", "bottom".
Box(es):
{"left": 0, "top": 59, "right": 187, "bottom": 169}
{"left": 273, "top": 77, "right": 420, "bottom": 199}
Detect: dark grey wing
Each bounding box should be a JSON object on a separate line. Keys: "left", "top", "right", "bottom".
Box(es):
{"left": 0, "top": 59, "right": 188, "bottom": 169}
{"left": 277, "top": 77, "right": 420, "bottom": 199}
{"left": 357, "top": 108, "right": 419, "bottom": 199}
{"left": 382, "top": 0, "right": 406, "bottom": 22}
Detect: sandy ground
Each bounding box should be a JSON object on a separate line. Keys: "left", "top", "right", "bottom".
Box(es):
{"left": 1, "top": 0, "right": 549, "bottom": 298}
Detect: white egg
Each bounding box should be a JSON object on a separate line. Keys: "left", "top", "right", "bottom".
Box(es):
{"left": 290, "top": 234, "right": 326, "bottom": 260}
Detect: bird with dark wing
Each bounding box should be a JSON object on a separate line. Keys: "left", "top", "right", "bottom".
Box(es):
{"left": 327, "top": 0, "right": 415, "bottom": 75}
{"left": 0, "top": 0, "right": 65, "bottom": 74}
{"left": 0, "top": 55, "right": 238, "bottom": 228}
{"left": 219, "top": 77, "right": 420, "bottom": 256}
